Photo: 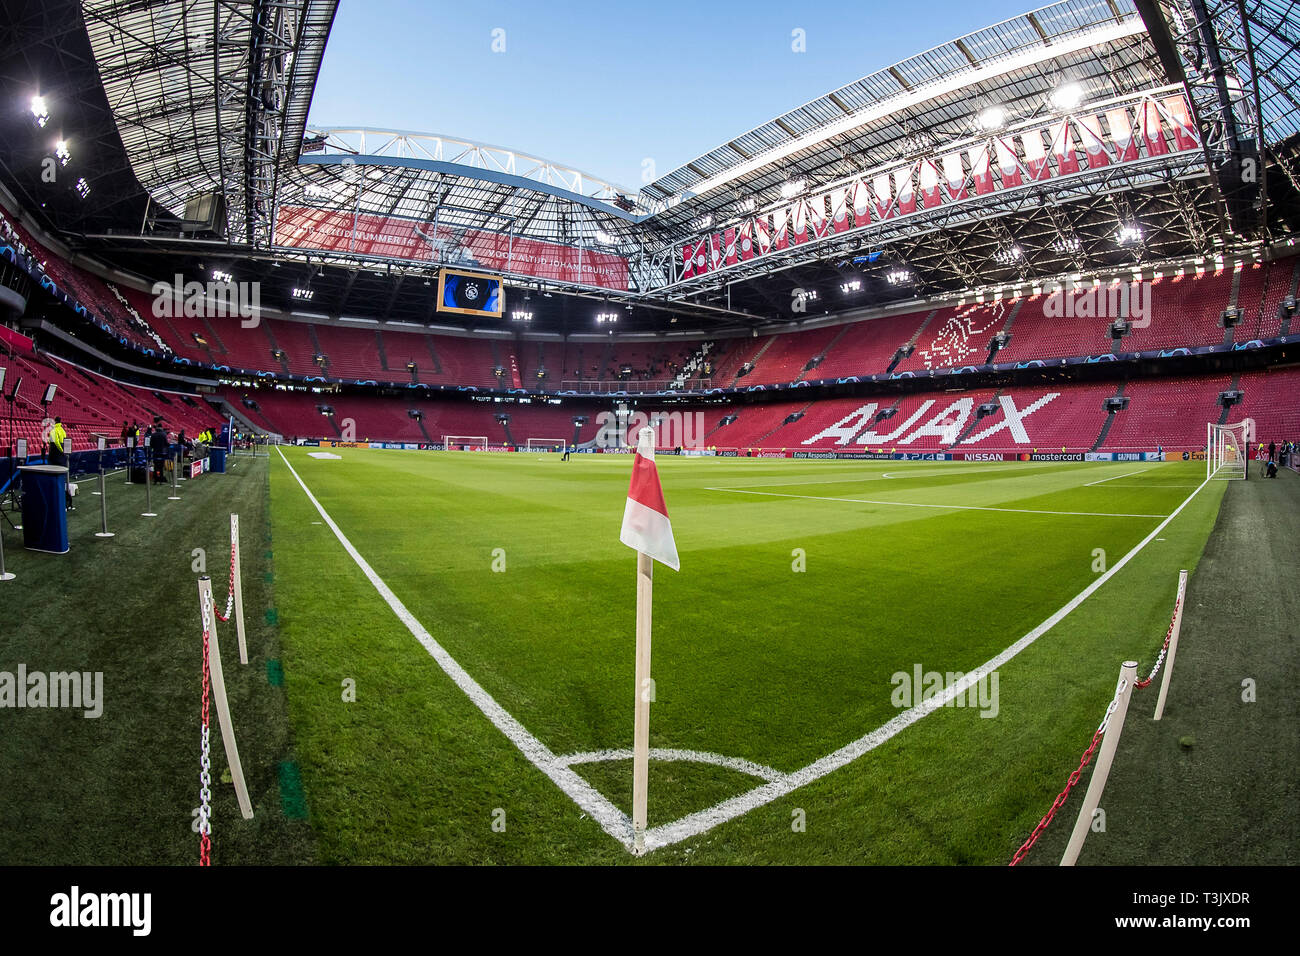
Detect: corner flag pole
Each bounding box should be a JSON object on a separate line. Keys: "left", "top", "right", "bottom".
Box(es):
{"left": 632, "top": 549, "right": 653, "bottom": 853}
{"left": 620, "top": 425, "right": 680, "bottom": 856}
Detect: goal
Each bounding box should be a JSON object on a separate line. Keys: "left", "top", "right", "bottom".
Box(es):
{"left": 1207, "top": 421, "right": 1249, "bottom": 480}
{"left": 526, "top": 438, "right": 567, "bottom": 453}
{"left": 442, "top": 435, "right": 488, "bottom": 451}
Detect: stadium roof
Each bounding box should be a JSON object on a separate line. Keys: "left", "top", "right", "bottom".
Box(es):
{"left": 1, "top": 0, "right": 1298, "bottom": 337}
{"left": 643, "top": 0, "right": 1148, "bottom": 208}
{"left": 81, "top": 0, "right": 337, "bottom": 245}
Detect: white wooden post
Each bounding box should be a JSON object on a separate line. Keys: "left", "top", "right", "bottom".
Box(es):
{"left": 199, "top": 576, "right": 254, "bottom": 819}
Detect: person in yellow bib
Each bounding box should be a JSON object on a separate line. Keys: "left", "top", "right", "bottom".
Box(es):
{"left": 48, "top": 417, "right": 68, "bottom": 467}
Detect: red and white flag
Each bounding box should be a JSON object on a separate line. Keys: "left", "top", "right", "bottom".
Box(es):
{"left": 619, "top": 428, "right": 680, "bottom": 571}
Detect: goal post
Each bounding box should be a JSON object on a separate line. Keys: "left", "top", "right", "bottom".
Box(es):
{"left": 1207, "top": 421, "right": 1248, "bottom": 480}
{"left": 526, "top": 438, "right": 567, "bottom": 453}
{"left": 442, "top": 435, "right": 488, "bottom": 451}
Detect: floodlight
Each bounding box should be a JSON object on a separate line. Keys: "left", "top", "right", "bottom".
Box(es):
{"left": 1050, "top": 83, "right": 1083, "bottom": 111}
{"left": 977, "top": 106, "right": 1006, "bottom": 131}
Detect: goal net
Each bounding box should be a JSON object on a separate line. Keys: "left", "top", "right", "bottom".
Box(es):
{"left": 442, "top": 435, "right": 488, "bottom": 451}
{"left": 1207, "top": 421, "right": 1248, "bottom": 480}
{"left": 526, "top": 438, "right": 566, "bottom": 453}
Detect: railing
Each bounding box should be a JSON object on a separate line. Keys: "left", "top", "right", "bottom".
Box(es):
{"left": 557, "top": 379, "right": 712, "bottom": 395}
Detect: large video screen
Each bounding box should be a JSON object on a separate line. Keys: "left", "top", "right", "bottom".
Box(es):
{"left": 436, "top": 269, "right": 504, "bottom": 318}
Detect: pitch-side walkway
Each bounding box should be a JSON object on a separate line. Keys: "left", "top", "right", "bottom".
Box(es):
{"left": 1072, "top": 465, "right": 1299, "bottom": 865}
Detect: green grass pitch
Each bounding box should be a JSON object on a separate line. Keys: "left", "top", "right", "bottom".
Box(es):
{"left": 267, "top": 448, "right": 1225, "bottom": 864}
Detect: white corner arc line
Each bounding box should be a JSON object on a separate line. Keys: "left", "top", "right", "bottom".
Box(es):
{"left": 705, "top": 487, "right": 1167, "bottom": 519}
{"left": 274, "top": 448, "right": 635, "bottom": 848}
{"left": 641, "top": 475, "right": 1215, "bottom": 852}
{"left": 558, "top": 748, "right": 785, "bottom": 784}
{"left": 1084, "top": 468, "right": 1149, "bottom": 486}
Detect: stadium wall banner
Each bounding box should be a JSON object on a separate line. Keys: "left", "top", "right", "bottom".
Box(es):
{"left": 275, "top": 206, "right": 630, "bottom": 291}
{"left": 189, "top": 459, "right": 204, "bottom": 478}
{"left": 1086, "top": 451, "right": 1167, "bottom": 461}
{"left": 793, "top": 451, "right": 952, "bottom": 461}
{"left": 1020, "top": 452, "right": 1085, "bottom": 462}
{"left": 951, "top": 452, "right": 1010, "bottom": 461}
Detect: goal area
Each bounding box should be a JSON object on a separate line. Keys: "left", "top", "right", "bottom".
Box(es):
{"left": 526, "top": 438, "right": 566, "bottom": 452}
{"left": 1207, "top": 421, "right": 1248, "bottom": 480}
{"left": 442, "top": 435, "right": 488, "bottom": 451}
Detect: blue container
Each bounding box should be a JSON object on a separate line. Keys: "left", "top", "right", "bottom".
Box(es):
{"left": 209, "top": 448, "right": 227, "bottom": 473}
{"left": 19, "top": 465, "right": 69, "bottom": 554}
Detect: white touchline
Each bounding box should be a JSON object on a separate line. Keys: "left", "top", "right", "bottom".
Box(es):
{"left": 705, "top": 487, "right": 1167, "bottom": 519}
{"left": 276, "top": 447, "right": 1213, "bottom": 856}
{"left": 1084, "top": 468, "right": 1149, "bottom": 486}
{"left": 274, "top": 448, "right": 637, "bottom": 848}
{"left": 558, "top": 749, "right": 785, "bottom": 784}
{"left": 642, "top": 473, "right": 1215, "bottom": 852}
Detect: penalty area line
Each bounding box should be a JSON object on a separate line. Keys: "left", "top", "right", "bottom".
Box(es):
{"left": 1084, "top": 468, "right": 1149, "bottom": 486}
{"left": 644, "top": 474, "right": 1215, "bottom": 853}
{"left": 273, "top": 447, "right": 635, "bottom": 848}
{"left": 705, "top": 486, "right": 1166, "bottom": 519}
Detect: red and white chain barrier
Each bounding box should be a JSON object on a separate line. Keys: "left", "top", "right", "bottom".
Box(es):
{"left": 1010, "top": 570, "right": 1189, "bottom": 865}
{"left": 212, "top": 534, "right": 237, "bottom": 624}
{"left": 209, "top": 515, "right": 248, "bottom": 666}
{"left": 198, "top": 590, "right": 213, "bottom": 866}
{"left": 1009, "top": 675, "right": 1129, "bottom": 866}
{"left": 194, "top": 573, "right": 255, "bottom": 866}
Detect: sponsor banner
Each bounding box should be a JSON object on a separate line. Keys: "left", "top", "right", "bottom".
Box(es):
{"left": 1091, "top": 451, "right": 1167, "bottom": 462}
{"left": 716, "top": 448, "right": 740, "bottom": 457}
{"left": 275, "top": 205, "right": 629, "bottom": 291}
{"left": 1020, "top": 452, "right": 1085, "bottom": 462}
{"left": 785, "top": 450, "right": 951, "bottom": 463}
{"left": 319, "top": 441, "right": 370, "bottom": 449}
{"left": 189, "top": 459, "right": 204, "bottom": 479}
{"left": 1182, "top": 450, "right": 1207, "bottom": 461}
{"left": 953, "top": 452, "right": 1010, "bottom": 461}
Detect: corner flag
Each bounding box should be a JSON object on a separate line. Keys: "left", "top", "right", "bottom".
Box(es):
{"left": 620, "top": 428, "right": 679, "bottom": 571}
{"left": 621, "top": 426, "right": 678, "bottom": 854}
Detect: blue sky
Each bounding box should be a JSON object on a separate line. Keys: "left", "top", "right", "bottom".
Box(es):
{"left": 309, "top": 0, "right": 1037, "bottom": 191}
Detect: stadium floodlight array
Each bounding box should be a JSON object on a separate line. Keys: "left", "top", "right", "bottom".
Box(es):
{"left": 1207, "top": 421, "right": 1249, "bottom": 480}
{"left": 442, "top": 435, "right": 488, "bottom": 451}
{"left": 526, "top": 438, "right": 566, "bottom": 453}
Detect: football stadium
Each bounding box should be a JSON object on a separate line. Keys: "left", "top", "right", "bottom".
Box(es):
{"left": 1, "top": 0, "right": 1297, "bottom": 903}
